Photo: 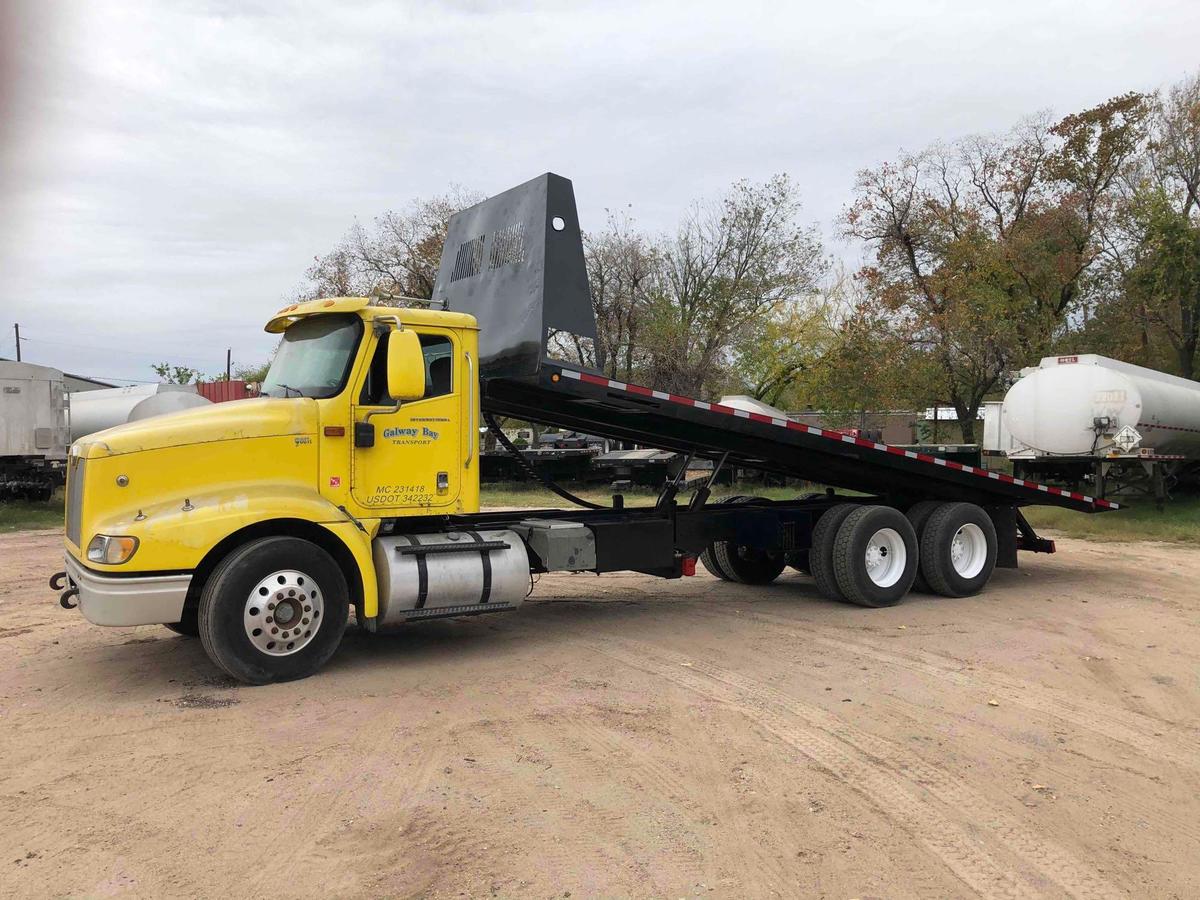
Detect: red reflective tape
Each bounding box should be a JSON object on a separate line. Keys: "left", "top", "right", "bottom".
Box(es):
{"left": 886, "top": 445, "right": 907, "bottom": 455}
{"left": 579, "top": 372, "right": 609, "bottom": 387}
{"left": 749, "top": 412, "right": 774, "bottom": 424}
{"left": 709, "top": 404, "right": 735, "bottom": 415}
{"left": 625, "top": 383, "right": 652, "bottom": 396}
{"left": 668, "top": 393, "right": 692, "bottom": 405}
{"left": 853, "top": 437, "right": 874, "bottom": 447}
{"left": 916, "top": 453, "right": 936, "bottom": 463}
{"left": 944, "top": 461, "right": 963, "bottom": 470}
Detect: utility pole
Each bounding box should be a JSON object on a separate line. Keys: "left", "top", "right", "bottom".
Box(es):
{"left": 225, "top": 348, "right": 231, "bottom": 381}
{"left": 13, "top": 323, "right": 20, "bottom": 362}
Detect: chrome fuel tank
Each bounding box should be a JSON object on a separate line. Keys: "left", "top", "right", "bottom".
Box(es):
{"left": 372, "top": 529, "right": 529, "bottom": 625}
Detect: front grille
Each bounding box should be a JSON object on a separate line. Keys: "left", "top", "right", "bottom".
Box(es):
{"left": 66, "top": 456, "right": 85, "bottom": 547}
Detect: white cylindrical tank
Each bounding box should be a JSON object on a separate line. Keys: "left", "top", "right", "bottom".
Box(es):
{"left": 1002, "top": 355, "right": 1200, "bottom": 458}
{"left": 69, "top": 384, "right": 212, "bottom": 440}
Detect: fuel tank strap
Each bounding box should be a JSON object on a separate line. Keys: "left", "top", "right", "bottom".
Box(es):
{"left": 395, "top": 541, "right": 512, "bottom": 555}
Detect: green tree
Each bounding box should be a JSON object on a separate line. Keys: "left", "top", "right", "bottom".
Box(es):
{"left": 151, "top": 362, "right": 202, "bottom": 384}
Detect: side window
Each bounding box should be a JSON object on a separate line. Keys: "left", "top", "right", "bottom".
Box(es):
{"left": 421, "top": 334, "right": 453, "bottom": 398}
{"left": 359, "top": 331, "right": 454, "bottom": 406}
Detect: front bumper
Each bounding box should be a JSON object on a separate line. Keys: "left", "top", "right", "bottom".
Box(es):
{"left": 62, "top": 554, "right": 191, "bottom": 626}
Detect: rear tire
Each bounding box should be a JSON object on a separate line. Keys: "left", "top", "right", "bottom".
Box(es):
{"left": 905, "top": 501, "right": 942, "bottom": 593}
{"left": 713, "top": 542, "right": 787, "bottom": 584}
{"left": 198, "top": 536, "right": 349, "bottom": 685}
{"left": 808, "top": 504, "right": 859, "bottom": 601}
{"left": 699, "top": 496, "right": 778, "bottom": 583}
{"left": 919, "top": 502, "right": 997, "bottom": 598}
{"left": 832, "top": 505, "right": 919, "bottom": 608}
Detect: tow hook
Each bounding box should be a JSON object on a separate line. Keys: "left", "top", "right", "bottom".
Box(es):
{"left": 59, "top": 587, "right": 79, "bottom": 610}
{"left": 49, "top": 571, "right": 67, "bottom": 591}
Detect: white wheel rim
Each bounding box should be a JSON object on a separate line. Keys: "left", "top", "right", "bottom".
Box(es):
{"left": 244, "top": 569, "right": 324, "bottom": 657}
{"left": 950, "top": 523, "right": 987, "bottom": 579}
{"left": 864, "top": 527, "right": 906, "bottom": 588}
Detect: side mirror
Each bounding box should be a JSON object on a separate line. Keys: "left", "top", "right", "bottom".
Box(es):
{"left": 387, "top": 329, "right": 426, "bottom": 402}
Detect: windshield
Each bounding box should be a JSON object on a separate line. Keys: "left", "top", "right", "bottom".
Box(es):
{"left": 261, "top": 314, "right": 362, "bottom": 399}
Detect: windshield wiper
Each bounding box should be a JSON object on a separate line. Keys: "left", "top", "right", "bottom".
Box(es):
{"left": 277, "top": 383, "right": 305, "bottom": 398}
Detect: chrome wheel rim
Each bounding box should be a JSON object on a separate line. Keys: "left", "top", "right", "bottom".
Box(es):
{"left": 244, "top": 569, "right": 323, "bottom": 656}
{"left": 950, "top": 523, "right": 987, "bottom": 579}
{"left": 864, "top": 528, "right": 906, "bottom": 588}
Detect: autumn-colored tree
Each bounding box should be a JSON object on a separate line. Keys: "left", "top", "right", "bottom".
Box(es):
{"left": 845, "top": 93, "right": 1151, "bottom": 440}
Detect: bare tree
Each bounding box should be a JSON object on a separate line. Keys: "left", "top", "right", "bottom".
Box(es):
{"left": 299, "top": 187, "right": 483, "bottom": 301}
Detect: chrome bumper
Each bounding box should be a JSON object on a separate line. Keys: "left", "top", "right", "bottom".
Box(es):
{"left": 62, "top": 554, "right": 191, "bottom": 626}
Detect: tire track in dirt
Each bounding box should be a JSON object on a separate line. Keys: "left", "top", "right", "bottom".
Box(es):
{"left": 583, "top": 635, "right": 1122, "bottom": 900}
{"left": 562, "top": 711, "right": 785, "bottom": 895}
{"left": 723, "top": 606, "right": 1199, "bottom": 772}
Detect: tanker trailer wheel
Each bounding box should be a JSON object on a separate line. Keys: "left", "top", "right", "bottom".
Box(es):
{"left": 918, "top": 502, "right": 997, "bottom": 598}
{"left": 198, "top": 536, "right": 349, "bottom": 685}
{"left": 807, "top": 503, "right": 859, "bottom": 601}
{"left": 832, "top": 505, "right": 919, "bottom": 608}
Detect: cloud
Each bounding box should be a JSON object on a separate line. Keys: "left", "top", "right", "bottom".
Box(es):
{"left": 2, "top": 0, "right": 1198, "bottom": 381}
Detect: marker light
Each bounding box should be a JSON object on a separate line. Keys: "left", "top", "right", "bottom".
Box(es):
{"left": 87, "top": 535, "right": 140, "bottom": 565}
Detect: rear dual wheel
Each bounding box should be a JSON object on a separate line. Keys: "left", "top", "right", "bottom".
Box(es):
{"left": 812, "top": 505, "right": 919, "bottom": 607}
{"left": 699, "top": 496, "right": 787, "bottom": 585}
{"left": 918, "top": 502, "right": 997, "bottom": 597}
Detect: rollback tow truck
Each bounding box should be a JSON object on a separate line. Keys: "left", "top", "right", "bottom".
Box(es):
{"left": 50, "top": 174, "right": 1118, "bottom": 684}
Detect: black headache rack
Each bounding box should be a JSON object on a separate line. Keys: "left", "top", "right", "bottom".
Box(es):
{"left": 427, "top": 173, "right": 1115, "bottom": 561}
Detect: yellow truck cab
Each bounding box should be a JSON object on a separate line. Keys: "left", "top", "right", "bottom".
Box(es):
{"left": 57, "top": 297, "right": 491, "bottom": 682}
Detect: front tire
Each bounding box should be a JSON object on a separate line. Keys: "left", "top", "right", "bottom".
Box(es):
{"left": 198, "top": 536, "right": 349, "bottom": 685}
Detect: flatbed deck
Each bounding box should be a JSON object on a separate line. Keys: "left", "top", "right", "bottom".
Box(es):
{"left": 482, "top": 364, "right": 1119, "bottom": 515}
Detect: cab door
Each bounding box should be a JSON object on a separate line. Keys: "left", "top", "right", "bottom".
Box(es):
{"left": 350, "top": 327, "right": 462, "bottom": 514}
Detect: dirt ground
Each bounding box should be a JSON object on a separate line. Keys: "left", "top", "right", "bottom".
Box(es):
{"left": 1, "top": 529, "right": 1197, "bottom": 899}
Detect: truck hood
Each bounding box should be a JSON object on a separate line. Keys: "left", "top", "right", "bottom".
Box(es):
{"left": 76, "top": 397, "right": 318, "bottom": 457}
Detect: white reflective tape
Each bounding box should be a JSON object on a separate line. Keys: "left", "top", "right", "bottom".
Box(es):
{"left": 961, "top": 465, "right": 973, "bottom": 473}
{"left": 933, "top": 457, "right": 947, "bottom": 466}
{"left": 771, "top": 418, "right": 787, "bottom": 427}
{"left": 609, "top": 381, "right": 627, "bottom": 391}
{"left": 905, "top": 450, "right": 918, "bottom": 459}
{"left": 988, "top": 472, "right": 1000, "bottom": 478}
{"left": 1014, "top": 479, "right": 1025, "bottom": 486}
{"left": 840, "top": 434, "right": 855, "bottom": 443}
{"left": 1037, "top": 484, "right": 1048, "bottom": 491}
{"left": 734, "top": 409, "right": 750, "bottom": 418}
{"left": 651, "top": 390, "right": 669, "bottom": 400}
{"left": 560, "top": 369, "right": 581, "bottom": 380}
{"left": 694, "top": 401, "right": 710, "bottom": 410}
{"left": 873, "top": 443, "right": 887, "bottom": 451}
{"left": 1082, "top": 496, "right": 1093, "bottom": 503}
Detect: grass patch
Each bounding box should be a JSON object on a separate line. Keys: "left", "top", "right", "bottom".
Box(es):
{"left": 0, "top": 492, "right": 64, "bottom": 533}
{"left": 1023, "top": 497, "right": 1200, "bottom": 543}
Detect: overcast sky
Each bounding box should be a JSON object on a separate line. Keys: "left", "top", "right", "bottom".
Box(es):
{"left": 2, "top": 0, "right": 1198, "bottom": 384}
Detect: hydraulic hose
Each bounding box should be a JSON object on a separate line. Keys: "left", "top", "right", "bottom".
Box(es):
{"left": 483, "top": 411, "right": 607, "bottom": 510}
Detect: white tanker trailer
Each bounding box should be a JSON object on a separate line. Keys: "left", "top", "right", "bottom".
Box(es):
{"left": 1000, "top": 354, "right": 1200, "bottom": 503}
{"left": 68, "top": 384, "right": 212, "bottom": 441}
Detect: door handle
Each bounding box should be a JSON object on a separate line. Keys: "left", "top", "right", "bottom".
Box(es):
{"left": 465, "top": 351, "right": 475, "bottom": 469}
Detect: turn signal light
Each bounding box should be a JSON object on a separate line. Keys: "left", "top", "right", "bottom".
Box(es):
{"left": 323, "top": 426, "right": 346, "bottom": 437}
{"left": 87, "top": 534, "right": 140, "bottom": 565}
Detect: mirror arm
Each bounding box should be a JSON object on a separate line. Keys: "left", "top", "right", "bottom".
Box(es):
{"left": 361, "top": 316, "right": 405, "bottom": 430}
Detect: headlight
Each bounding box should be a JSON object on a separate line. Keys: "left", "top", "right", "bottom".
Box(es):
{"left": 87, "top": 534, "right": 140, "bottom": 565}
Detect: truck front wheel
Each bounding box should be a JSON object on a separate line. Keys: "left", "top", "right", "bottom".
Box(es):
{"left": 198, "top": 536, "right": 349, "bottom": 684}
